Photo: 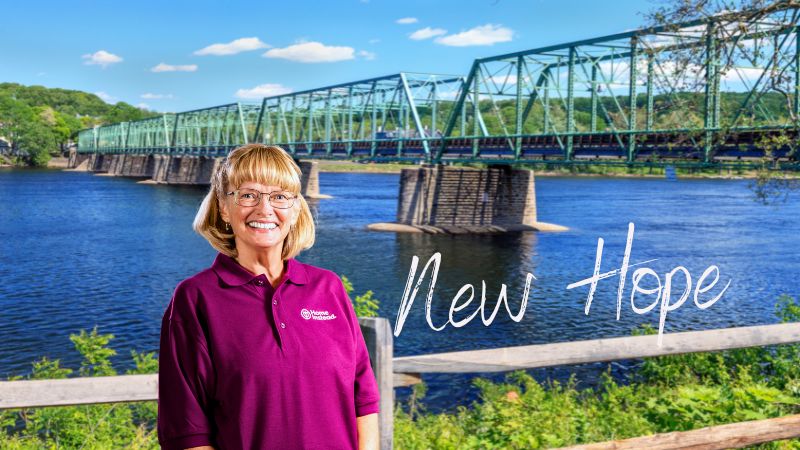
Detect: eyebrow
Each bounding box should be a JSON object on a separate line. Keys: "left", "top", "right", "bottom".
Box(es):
{"left": 238, "top": 186, "right": 289, "bottom": 191}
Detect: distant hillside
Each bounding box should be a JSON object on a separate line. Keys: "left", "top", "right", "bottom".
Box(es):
{"left": 0, "top": 83, "right": 159, "bottom": 166}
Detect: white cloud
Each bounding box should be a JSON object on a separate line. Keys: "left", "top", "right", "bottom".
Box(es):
{"left": 141, "top": 93, "right": 174, "bottom": 99}
{"left": 368, "top": 38, "right": 381, "bottom": 44}
{"left": 151, "top": 63, "right": 198, "bottom": 72}
{"left": 263, "top": 42, "right": 355, "bottom": 63}
{"left": 235, "top": 83, "right": 293, "bottom": 99}
{"left": 194, "top": 37, "right": 269, "bottom": 56}
{"left": 641, "top": 34, "right": 678, "bottom": 50}
{"left": 409, "top": 27, "right": 447, "bottom": 41}
{"left": 435, "top": 24, "right": 513, "bottom": 47}
{"left": 487, "top": 75, "right": 518, "bottom": 86}
{"left": 396, "top": 17, "right": 418, "bottom": 24}
{"left": 82, "top": 50, "right": 123, "bottom": 68}
{"left": 136, "top": 103, "right": 150, "bottom": 110}
{"left": 358, "top": 50, "right": 376, "bottom": 60}
{"left": 721, "top": 67, "right": 764, "bottom": 83}
{"left": 594, "top": 60, "right": 704, "bottom": 90}
{"left": 94, "top": 91, "right": 116, "bottom": 103}
{"left": 436, "top": 90, "right": 460, "bottom": 100}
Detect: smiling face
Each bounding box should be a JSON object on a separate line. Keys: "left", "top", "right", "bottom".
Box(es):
{"left": 219, "top": 181, "right": 299, "bottom": 260}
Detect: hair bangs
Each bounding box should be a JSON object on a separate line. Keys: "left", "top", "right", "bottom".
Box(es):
{"left": 226, "top": 146, "right": 301, "bottom": 194}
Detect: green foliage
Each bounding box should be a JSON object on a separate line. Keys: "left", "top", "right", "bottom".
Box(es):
{"left": 395, "top": 296, "right": 800, "bottom": 448}
{"left": 0, "top": 83, "right": 158, "bottom": 167}
{"left": 3, "top": 296, "right": 799, "bottom": 448}
{"left": 0, "top": 276, "right": 377, "bottom": 447}
{"left": 439, "top": 91, "right": 795, "bottom": 139}
{"left": 0, "top": 328, "right": 160, "bottom": 449}
{"left": 16, "top": 117, "right": 57, "bottom": 167}
{"left": 70, "top": 327, "right": 117, "bottom": 377}
{"left": 341, "top": 275, "right": 380, "bottom": 317}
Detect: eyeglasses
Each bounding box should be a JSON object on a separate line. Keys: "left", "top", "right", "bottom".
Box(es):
{"left": 226, "top": 188, "right": 297, "bottom": 209}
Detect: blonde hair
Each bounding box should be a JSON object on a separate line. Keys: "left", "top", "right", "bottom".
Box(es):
{"left": 194, "top": 144, "right": 315, "bottom": 260}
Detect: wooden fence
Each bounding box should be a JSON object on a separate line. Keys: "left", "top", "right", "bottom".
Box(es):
{"left": 1, "top": 319, "right": 799, "bottom": 449}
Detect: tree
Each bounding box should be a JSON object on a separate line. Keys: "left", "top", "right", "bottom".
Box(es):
{"left": 0, "top": 83, "right": 159, "bottom": 166}
{"left": 644, "top": 1, "right": 800, "bottom": 201}
{"left": 16, "top": 118, "right": 58, "bottom": 167}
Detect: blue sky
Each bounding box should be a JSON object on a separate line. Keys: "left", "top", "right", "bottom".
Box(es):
{"left": 3, "top": 0, "right": 655, "bottom": 112}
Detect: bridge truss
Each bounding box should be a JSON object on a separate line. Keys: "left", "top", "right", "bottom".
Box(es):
{"left": 78, "top": 10, "right": 800, "bottom": 168}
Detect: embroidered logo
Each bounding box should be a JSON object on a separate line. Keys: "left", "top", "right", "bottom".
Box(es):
{"left": 300, "top": 308, "right": 337, "bottom": 321}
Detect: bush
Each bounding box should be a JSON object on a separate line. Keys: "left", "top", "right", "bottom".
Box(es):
{"left": 395, "top": 295, "right": 800, "bottom": 449}
{"left": 2, "top": 295, "right": 799, "bottom": 449}
{"left": 0, "top": 327, "right": 159, "bottom": 448}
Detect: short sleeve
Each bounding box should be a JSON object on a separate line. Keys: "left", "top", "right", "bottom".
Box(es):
{"left": 338, "top": 278, "right": 380, "bottom": 417}
{"left": 157, "top": 284, "right": 217, "bottom": 450}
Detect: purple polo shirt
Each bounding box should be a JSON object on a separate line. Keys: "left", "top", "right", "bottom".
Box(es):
{"left": 157, "top": 253, "right": 380, "bottom": 450}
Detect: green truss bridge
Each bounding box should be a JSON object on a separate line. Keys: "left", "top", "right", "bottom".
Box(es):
{"left": 77, "top": 12, "right": 800, "bottom": 170}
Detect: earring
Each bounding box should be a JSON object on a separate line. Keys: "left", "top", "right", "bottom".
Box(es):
{"left": 225, "top": 222, "right": 231, "bottom": 231}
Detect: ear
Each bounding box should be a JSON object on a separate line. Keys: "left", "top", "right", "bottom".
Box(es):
{"left": 290, "top": 202, "right": 300, "bottom": 227}
{"left": 218, "top": 195, "right": 230, "bottom": 224}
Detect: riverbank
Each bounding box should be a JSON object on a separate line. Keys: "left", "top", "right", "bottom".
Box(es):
{"left": 47, "top": 156, "right": 69, "bottom": 168}
{"left": 0, "top": 156, "right": 787, "bottom": 181}
{"left": 1, "top": 156, "right": 69, "bottom": 169}
{"left": 313, "top": 159, "right": 799, "bottom": 179}
{"left": 315, "top": 159, "right": 414, "bottom": 173}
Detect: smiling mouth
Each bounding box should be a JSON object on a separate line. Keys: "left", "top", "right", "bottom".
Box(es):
{"left": 247, "top": 222, "right": 278, "bottom": 230}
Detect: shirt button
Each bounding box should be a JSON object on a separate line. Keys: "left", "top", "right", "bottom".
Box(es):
{"left": 280, "top": 322, "right": 286, "bottom": 329}
{"left": 255, "top": 280, "right": 264, "bottom": 286}
{"left": 273, "top": 300, "right": 278, "bottom": 305}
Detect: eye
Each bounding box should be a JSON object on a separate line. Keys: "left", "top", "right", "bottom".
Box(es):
{"left": 239, "top": 191, "right": 258, "bottom": 200}
{"left": 273, "top": 193, "right": 289, "bottom": 201}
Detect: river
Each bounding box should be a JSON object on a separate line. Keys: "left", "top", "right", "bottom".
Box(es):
{"left": 1, "top": 167, "right": 798, "bottom": 411}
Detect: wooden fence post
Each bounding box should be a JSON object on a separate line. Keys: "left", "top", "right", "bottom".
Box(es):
{"left": 359, "top": 317, "right": 394, "bottom": 450}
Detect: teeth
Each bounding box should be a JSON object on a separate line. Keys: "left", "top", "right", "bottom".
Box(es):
{"left": 248, "top": 222, "right": 277, "bottom": 229}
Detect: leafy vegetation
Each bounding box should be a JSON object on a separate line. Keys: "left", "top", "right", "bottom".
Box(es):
{"left": 372, "top": 91, "right": 797, "bottom": 139}
{"left": 0, "top": 83, "right": 158, "bottom": 167}
{"left": 395, "top": 295, "right": 800, "bottom": 449}
{"left": 342, "top": 275, "right": 381, "bottom": 318}
{"left": 0, "top": 327, "right": 159, "bottom": 448}
{"left": 1, "top": 294, "right": 798, "bottom": 449}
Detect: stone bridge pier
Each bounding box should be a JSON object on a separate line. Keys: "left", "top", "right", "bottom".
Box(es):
{"left": 67, "top": 150, "right": 324, "bottom": 198}
{"left": 369, "top": 164, "right": 566, "bottom": 234}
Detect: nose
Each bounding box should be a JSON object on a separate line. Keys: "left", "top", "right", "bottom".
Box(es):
{"left": 255, "top": 195, "right": 276, "bottom": 214}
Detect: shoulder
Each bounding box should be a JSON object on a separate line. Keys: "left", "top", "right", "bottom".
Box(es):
{"left": 175, "top": 266, "right": 218, "bottom": 296}
{"left": 291, "top": 259, "right": 344, "bottom": 289}
{"left": 164, "top": 266, "right": 218, "bottom": 322}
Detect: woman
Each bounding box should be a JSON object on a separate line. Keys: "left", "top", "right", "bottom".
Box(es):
{"left": 157, "top": 144, "right": 380, "bottom": 450}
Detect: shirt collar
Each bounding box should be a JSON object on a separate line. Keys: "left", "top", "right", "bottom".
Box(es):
{"left": 212, "top": 253, "right": 308, "bottom": 286}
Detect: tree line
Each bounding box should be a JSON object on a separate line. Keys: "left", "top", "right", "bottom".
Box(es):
{"left": 0, "top": 83, "right": 158, "bottom": 167}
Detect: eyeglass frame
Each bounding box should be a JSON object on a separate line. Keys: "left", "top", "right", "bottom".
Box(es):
{"left": 225, "top": 188, "right": 298, "bottom": 209}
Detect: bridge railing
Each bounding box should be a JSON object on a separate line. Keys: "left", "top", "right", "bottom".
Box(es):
{"left": 1, "top": 320, "right": 799, "bottom": 449}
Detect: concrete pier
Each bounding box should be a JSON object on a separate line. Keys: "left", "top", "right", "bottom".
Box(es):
{"left": 369, "top": 164, "right": 566, "bottom": 234}
{"left": 148, "top": 155, "right": 218, "bottom": 184}
{"left": 298, "top": 161, "right": 329, "bottom": 199}
{"left": 66, "top": 151, "right": 324, "bottom": 198}
{"left": 85, "top": 153, "right": 112, "bottom": 173}
{"left": 67, "top": 151, "right": 90, "bottom": 169}
{"left": 105, "top": 154, "right": 154, "bottom": 178}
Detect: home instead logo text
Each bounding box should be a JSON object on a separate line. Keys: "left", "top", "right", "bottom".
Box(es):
{"left": 301, "top": 308, "right": 337, "bottom": 321}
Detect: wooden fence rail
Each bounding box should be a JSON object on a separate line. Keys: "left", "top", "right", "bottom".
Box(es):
{"left": 556, "top": 414, "right": 800, "bottom": 450}
{"left": 392, "top": 322, "right": 800, "bottom": 379}
{"left": 1, "top": 320, "right": 799, "bottom": 450}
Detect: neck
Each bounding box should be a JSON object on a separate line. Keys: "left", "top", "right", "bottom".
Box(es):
{"left": 234, "top": 245, "right": 285, "bottom": 287}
